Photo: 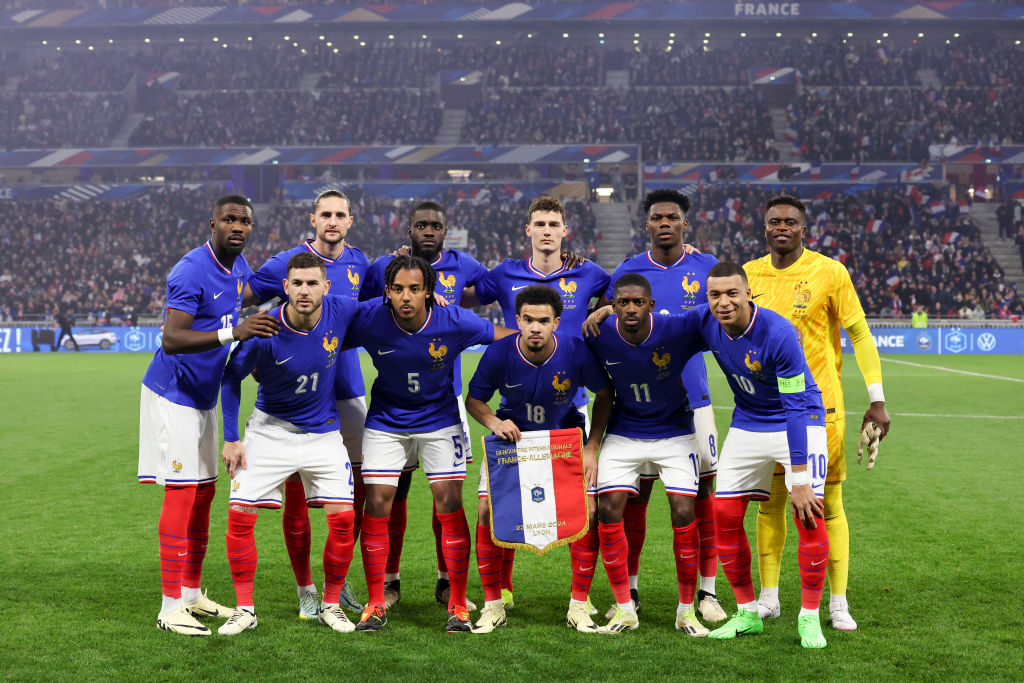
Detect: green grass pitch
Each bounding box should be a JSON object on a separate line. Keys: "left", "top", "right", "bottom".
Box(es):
{"left": 1, "top": 352, "right": 1022, "bottom": 680}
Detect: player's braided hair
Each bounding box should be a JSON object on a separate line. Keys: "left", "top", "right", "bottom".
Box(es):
{"left": 384, "top": 255, "right": 436, "bottom": 310}
{"left": 514, "top": 285, "right": 563, "bottom": 317}
{"left": 643, "top": 188, "right": 691, "bottom": 216}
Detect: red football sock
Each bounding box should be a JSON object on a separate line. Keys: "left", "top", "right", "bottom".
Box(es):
{"left": 360, "top": 513, "right": 390, "bottom": 607}
{"left": 436, "top": 509, "right": 470, "bottom": 610}
{"left": 623, "top": 499, "right": 648, "bottom": 577}
{"left": 500, "top": 548, "right": 515, "bottom": 592}
{"left": 598, "top": 521, "right": 631, "bottom": 605}
{"left": 158, "top": 486, "right": 195, "bottom": 599}
{"left": 569, "top": 527, "right": 599, "bottom": 602}
{"left": 476, "top": 523, "right": 504, "bottom": 603}
{"left": 385, "top": 498, "right": 407, "bottom": 575}
{"left": 433, "top": 501, "right": 447, "bottom": 574}
{"left": 352, "top": 468, "right": 365, "bottom": 543}
{"left": 225, "top": 508, "right": 258, "bottom": 607}
{"left": 322, "top": 510, "right": 355, "bottom": 605}
{"left": 715, "top": 497, "right": 755, "bottom": 605}
{"left": 795, "top": 511, "right": 830, "bottom": 610}
{"left": 695, "top": 492, "right": 718, "bottom": 582}
{"left": 672, "top": 521, "right": 699, "bottom": 604}
{"left": 182, "top": 482, "right": 215, "bottom": 590}
{"left": 282, "top": 479, "right": 313, "bottom": 588}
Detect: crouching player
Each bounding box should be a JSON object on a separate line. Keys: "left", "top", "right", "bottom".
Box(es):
{"left": 218, "top": 253, "right": 361, "bottom": 635}
{"left": 698, "top": 263, "right": 830, "bottom": 649}
{"left": 465, "top": 285, "right": 613, "bottom": 634}
{"left": 584, "top": 274, "right": 709, "bottom": 635}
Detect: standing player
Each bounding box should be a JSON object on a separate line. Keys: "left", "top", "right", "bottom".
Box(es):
{"left": 696, "top": 262, "right": 831, "bottom": 649}
{"left": 471, "top": 195, "right": 610, "bottom": 609}
{"left": 139, "top": 195, "right": 279, "bottom": 636}
{"left": 602, "top": 188, "right": 727, "bottom": 624}
{"left": 244, "top": 189, "right": 369, "bottom": 617}
{"left": 466, "top": 285, "right": 612, "bottom": 634}
{"left": 218, "top": 252, "right": 361, "bottom": 635}
{"left": 359, "top": 201, "right": 488, "bottom": 610}
{"left": 345, "top": 256, "right": 515, "bottom": 632}
{"left": 744, "top": 195, "right": 890, "bottom": 630}
{"left": 584, "top": 274, "right": 710, "bottom": 635}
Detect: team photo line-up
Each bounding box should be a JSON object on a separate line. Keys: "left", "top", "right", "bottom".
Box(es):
{"left": 139, "top": 187, "right": 890, "bottom": 647}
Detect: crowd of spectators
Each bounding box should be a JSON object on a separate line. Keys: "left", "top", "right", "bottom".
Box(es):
{"left": 627, "top": 185, "right": 1021, "bottom": 320}
{"left": 0, "top": 92, "right": 126, "bottom": 147}
{"left": 792, "top": 86, "right": 1024, "bottom": 162}
{"left": 462, "top": 87, "right": 776, "bottom": 162}
{"left": 0, "top": 187, "right": 597, "bottom": 321}
{"left": 130, "top": 87, "right": 442, "bottom": 146}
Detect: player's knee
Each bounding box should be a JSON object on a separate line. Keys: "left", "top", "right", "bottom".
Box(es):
{"left": 431, "top": 482, "right": 463, "bottom": 514}
{"left": 477, "top": 497, "right": 490, "bottom": 524}
{"left": 364, "top": 485, "right": 395, "bottom": 517}
{"left": 668, "top": 495, "right": 696, "bottom": 527}
{"left": 229, "top": 503, "right": 258, "bottom": 514}
{"left": 598, "top": 495, "right": 625, "bottom": 525}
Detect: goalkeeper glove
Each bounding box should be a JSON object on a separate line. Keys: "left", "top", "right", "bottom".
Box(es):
{"left": 856, "top": 422, "right": 882, "bottom": 470}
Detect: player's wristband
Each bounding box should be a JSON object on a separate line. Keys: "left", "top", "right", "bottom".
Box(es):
{"left": 790, "top": 469, "right": 810, "bottom": 486}
{"left": 218, "top": 327, "right": 235, "bottom": 346}
{"left": 867, "top": 383, "right": 885, "bottom": 403}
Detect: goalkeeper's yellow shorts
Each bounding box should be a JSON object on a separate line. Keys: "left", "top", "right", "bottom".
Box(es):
{"left": 769, "top": 417, "right": 846, "bottom": 484}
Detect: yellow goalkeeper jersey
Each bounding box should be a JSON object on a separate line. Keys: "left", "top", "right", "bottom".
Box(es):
{"left": 744, "top": 248, "right": 866, "bottom": 423}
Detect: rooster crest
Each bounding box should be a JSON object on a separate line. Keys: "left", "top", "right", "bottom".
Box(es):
{"left": 652, "top": 350, "right": 671, "bottom": 368}
{"left": 558, "top": 277, "right": 577, "bottom": 294}
{"left": 681, "top": 275, "right": 701, "bottom": 296}
{"left": 439, "top": 273, "right": 457, "bottom": 291}
{"left": 323, "top": 335, "right": 339, "bottom": 353}
{"left": 552, "top": 374, "right": 572, "bottom": 392}
{"left": 428, "top": 341, "right": 448, "bottom": 360}
{"left": 744, "top": 351, "right": 763, "bottom": 373}
{"left": 347, "top": 268, "right": 360, "bottom": 286}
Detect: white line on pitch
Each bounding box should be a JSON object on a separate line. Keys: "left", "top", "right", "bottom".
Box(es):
{"left": 881, "top": 357, "right": 1024, "bottom": 383}
{"left": 711, "top": 406, "right": 1022, "bottom": 420}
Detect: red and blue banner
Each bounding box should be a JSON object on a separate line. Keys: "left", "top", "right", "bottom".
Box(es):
{"left": 483, "top": 429, "right": 588, "bottom": 556}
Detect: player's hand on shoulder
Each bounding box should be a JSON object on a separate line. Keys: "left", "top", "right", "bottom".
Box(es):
{"left": 433, "top": 292, "right": 450, "bottom": 307}
{"left": 561, "top": 249, "right": 587, "bottom": 269}
{"left": 682, "top": 243, "right": 702, "bottom": 255}
{"left": 222, "top": 441, "right": 247, "bottom": 478}
{"left": 582, "top": 305, "right": 613, "bottom": 338}
{"left": 235, "top": 312, "right": 279, "bottom": 340}
{"left": 492, "top": 419, "right": 521, "bottom": 442}
{"left": 391, "top": 244, "right": 411, "bottom": 257}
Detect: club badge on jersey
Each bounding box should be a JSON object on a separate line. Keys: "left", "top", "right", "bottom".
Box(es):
{"left": 483, "top": 428, "right": 588, "bottom": 555}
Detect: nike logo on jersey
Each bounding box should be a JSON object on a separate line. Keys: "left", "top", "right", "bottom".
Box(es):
{"left": 377, "top": 349, "right": 395, "bottom": 355}
{"left": 275, "top": 356, "right": 293, "bottom": 365}
{"left": 213, "top": 291, "right": 225, "bottom": 299}
{"left": 505, "top": 383, "right": 523, "bottom": 388}
{"left": 605, "top": 361, "right": 622, "bottom": 366}
{"left": 751, "top": 293, "right": 764, "bottom": 299}
{"left": 511, "top": 285, "right": 529, "bottom": 291}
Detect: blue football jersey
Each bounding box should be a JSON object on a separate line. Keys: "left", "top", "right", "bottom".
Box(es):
{"left": 344, "top": 302, "right": 494, "bottom": 433}
{"left": 475, "top": 258, "right": 611, "bottom": 334}
{"left": 585, "top": 313, "right": 705, "bottom": 439}
{"left": 221, "top": 296, "right": 361, "bottom": 441}
{"left": 248, "top": 241, "right": 370, "bottom": 400}
{"left": 142, "top": 241, "right": 251, "bottom": 410}
{"left": 360, "top": 249, "right": 488, "bottom": 392}
{"left": 608, "top": 251, "right": 719, "bottom": 410}
{"left": 468, "top": 332, "right": 609, "bottom": 433}
{"left": 693, "top": 303, "right": 825, "bottom": 466}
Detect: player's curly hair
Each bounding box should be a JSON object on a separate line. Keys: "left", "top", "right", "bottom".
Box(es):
{"left": 765, "top": 194, "right": 807, "bottom": 220}
{"left": 528, "top": 196, "right": 566, "bottom": 222}
{"left": 643, "top": 188, "right": 691, "bottom": 217}
{"left": 384, "top": 255, "right": 436, "bottom": 310}
{"left": 515, "top": 285, "right": 563, "bottom": 317}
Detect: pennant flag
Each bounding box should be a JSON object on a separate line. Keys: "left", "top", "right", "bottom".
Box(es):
{"left": 866, "top": 219, "right": 887, "bottom": 234}
{"left": 822, "top": 234, "right": 836, "bottom": 248}
{"left": 483, "top": 429, "right": 589, "bottom": 555}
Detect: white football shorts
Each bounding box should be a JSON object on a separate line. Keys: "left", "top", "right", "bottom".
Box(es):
{"left": 337, "top": 396, "right": 368, "bottom": 467}
{"left": 362, "top": 425, "right": 468, "bottom": 486}
{"left": 636, "top": 404, "right": 718, "bottom": 482}
{"left": 138, "top": 385, "right": 218, "bottom": 487}
{"left": 228, "top": 409, "right": 354, "bottom": 508}
{"left": 715, "top": 426, "right": 828, "bottom": 501}
{"left": 597, "top": 433, "right": 700, "bottom": 497}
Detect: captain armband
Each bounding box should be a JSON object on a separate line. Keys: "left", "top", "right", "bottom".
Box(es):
{"left": 777, "top": 373, "right": 805, "bottom": 394}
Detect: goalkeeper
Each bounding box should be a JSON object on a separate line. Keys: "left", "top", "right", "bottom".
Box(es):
{"left": 744, "top": 195, "right": 891, "bottom": 631}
